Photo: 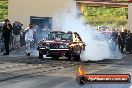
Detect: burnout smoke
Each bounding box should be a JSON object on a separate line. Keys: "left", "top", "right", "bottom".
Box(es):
{"left": 53, "top": 1, "right": 122, "bottom": 61}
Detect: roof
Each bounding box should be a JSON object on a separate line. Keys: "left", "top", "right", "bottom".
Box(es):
{"left": 76, "top": 0, "right": 128, "bottom": 8}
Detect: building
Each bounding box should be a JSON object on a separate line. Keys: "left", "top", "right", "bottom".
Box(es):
{"left": 8, "top": 0, "right": 74, "bottom": 30}
{"left": 128, "top": 2, "right": 132, "bottom": 31}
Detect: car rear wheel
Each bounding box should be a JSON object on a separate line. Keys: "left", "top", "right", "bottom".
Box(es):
{"left": 39, "top": 52, "right": 43, "bottom": 59}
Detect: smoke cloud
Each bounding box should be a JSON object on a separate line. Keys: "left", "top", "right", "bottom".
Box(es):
{"left": 53, "top": 0, "right": 122, "bottom": 61}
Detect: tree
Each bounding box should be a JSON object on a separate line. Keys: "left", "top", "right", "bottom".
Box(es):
{"left": 0, "top": 1, "right": 8, "bottom": 22}
{"left": 83, "top": 6, "right": 128, "bottom": 27}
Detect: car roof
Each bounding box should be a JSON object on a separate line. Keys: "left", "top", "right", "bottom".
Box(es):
{"left": 50, "top": 31, "right": 65, "bottom": 33}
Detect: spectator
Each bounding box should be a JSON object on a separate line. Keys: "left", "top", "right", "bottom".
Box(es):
{"left": 111, "top": 29, "right": 118, "bottom": 42}
{"left": 20, "top": 24, "right": 25, "bottom": 47}
{"left": 1, "top": 19, "right": 12, "bottom": 55}
{"left": 125, "top": 30, "right": 132, "bottom": 53}
{"left": 123, "top": 29, "right": 128, "bottom": 52}
{"left": 12, "top": 21, "right": 22, "bottom": 49}
{"left": 25, "top": 24, "right": 36, "bottom": 56}
{"left": 117, "top": 32, "right": 125, "bottom": 53}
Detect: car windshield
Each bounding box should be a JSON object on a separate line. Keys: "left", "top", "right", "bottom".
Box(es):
{"left": 47, "top": 32, "right": 72, "bottom": 41}
{"left": 61, "top": 33, "right": 72, "bottom": 40}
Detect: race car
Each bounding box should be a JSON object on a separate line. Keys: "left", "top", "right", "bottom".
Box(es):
{"left": 37, "top": 31, "right": 85, "bottom": 61}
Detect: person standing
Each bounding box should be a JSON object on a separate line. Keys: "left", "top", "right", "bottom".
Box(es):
{"left": 12, "top": 21, "right": 22, "bottom": 49}
{"left": 1, "top": 19, "right": 12, "bottom": 55}
{"left": 117, "top": 32, "right": 125, "bottom": 53}
{"left": 126, "top": 30, "right": 132, "bottom": 53}
{"left": 19, "top": 24, "right": 25, "bottom": 47}
{"left": 25, "top": 24, "right": 36, "bottom": 56}
{"left": 123, "top": 29, "right": 128, "bottom": 53}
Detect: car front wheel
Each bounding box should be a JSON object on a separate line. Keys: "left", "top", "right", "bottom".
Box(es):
{"left": 74, "top": 54, "right": 80, "bottom": 61}
{"left": 39, "top": 52, "right": 43, "bottom": 59}
{"left": 68, "top": 54, "right": 72, "bottom": 61}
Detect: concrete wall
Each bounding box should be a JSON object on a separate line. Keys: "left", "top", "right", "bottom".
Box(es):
{"left": 128, "top": 3, "right": 132, "bottom": 31}
{"left": 8, "top": 0, "right": 74, "bottom": 29}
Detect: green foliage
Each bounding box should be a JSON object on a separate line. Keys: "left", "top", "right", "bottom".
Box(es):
{"left": 83, "top": 6, "right": 128, "bottom": 27}
{"left": 0, "top": 1, "right": 8, "bottom": 22}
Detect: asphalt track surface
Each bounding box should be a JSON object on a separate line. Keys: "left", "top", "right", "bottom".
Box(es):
{"left": 0, "top": 48, "right": 131, "bottom": 88}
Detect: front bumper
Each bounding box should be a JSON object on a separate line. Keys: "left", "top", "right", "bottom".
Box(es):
{"left": 37, "top": 47, "right": 70, "bottom": 57}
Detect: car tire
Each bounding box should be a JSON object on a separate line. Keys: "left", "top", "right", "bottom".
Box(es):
{"left": 68, "top": 54, "right": 72, "bottom": 61}
{"left": 74, "top": 55, "right": 80, "bottom": 61}
{"left": 39, "top": 52, "right": 43, "bottom": 59}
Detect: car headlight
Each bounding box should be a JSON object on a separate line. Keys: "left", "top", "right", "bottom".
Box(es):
{"left": 38, "top": 43, "right": 50, "bottom": 49}
{"left": 38, "top": 41, "right": 44, "bottom": 47}
{"left": 38, "top": 43, "right": 43, "bottom": 47}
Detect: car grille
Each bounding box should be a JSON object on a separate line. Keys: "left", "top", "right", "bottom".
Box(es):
{"left": 49, "top": 44, "right": 60, "bottom": 49}
{"left": 49, "top": 43, "right": 68, "bottom": 49}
